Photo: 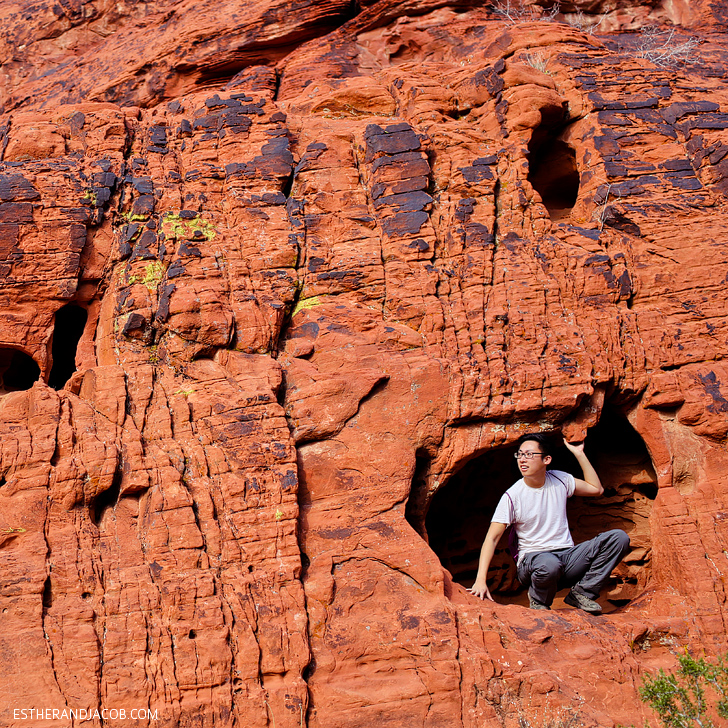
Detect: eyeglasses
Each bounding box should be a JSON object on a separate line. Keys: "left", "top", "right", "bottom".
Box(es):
{"left": 514, "top": 451, "right": 543, "bottom": 460}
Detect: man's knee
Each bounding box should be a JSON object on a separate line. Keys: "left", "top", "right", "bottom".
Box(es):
{"left": 531, "top": 554, "right": 562, "bottom": 583}
{"left": 609, "top": 528, "right": 630, "bottom": 550}
{"left": 600, "top": 529, "right": 630, "bottom": 556}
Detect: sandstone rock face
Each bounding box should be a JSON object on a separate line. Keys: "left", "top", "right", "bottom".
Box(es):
{"left": 1, "top": 1, "right": 728, "bottom": 726}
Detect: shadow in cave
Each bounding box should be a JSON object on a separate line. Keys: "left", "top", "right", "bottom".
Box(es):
{"left": 528, "top": 126, "right": 579, "bottom": 222}
{"left": 423, "top": 406, "right": 657, "bottom": 611}
{"left": 0, "top": 347, "right": 41, "bottom": 393}
{"left": 48, "top": 304, "right": 88, "bottom": 390}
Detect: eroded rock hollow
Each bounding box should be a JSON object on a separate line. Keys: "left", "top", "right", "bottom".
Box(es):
{"left": 1, "top": 0, "right": 728, "bottom": 725}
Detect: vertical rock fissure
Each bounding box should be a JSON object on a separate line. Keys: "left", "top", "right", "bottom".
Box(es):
{"left": 40, "top": 499, "right": 67, "bottom": 705}
{"left": 0, "top": 117, "right": 12, "bottom": 160}
{"left": 293, "top": 432, "right": 315, "bottom": 728}
{"left": 491, "top": 176, "right": 501, "bottom": 251}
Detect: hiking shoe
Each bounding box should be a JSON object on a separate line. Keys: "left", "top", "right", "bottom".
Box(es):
{"left": 564, "top": 588, "right": 602, "bottom": 614}
{"left": 528, "top": 594, "right": 550, "bottom": 610}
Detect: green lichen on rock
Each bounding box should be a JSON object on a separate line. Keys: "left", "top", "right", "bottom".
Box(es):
{"left": 121, "top": 210, "right": 148, "bottom": 223}
{"left": 141, "top": 261, "right": 165, "bottom": 290}
{"left": 161, "top": 212, "right": 217, "bottom": 241}
{"left": 292, "top": 295, "right": 322, "bottom": 316}
{"left": 128, "top": 261, "right": 166, "bottom": 290}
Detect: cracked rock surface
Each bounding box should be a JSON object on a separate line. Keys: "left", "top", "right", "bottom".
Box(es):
{"left": 1, "top": 0, "right": 728, "bottom": 726}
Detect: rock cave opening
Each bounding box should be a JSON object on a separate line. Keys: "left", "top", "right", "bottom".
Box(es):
{"left": 424, "top": 406, "right": 657, "bottom": 610}
{"left": 48, "top": 304, "right": 88, "bottom": 390}
{"left": 0, "top": 347, "right": 41, "bottom": 393}
{"left": 527, "top": 131, "right": 579, "bottom": 222}
{"left": 91, "top": 469, "right": 122, "bottom": 526}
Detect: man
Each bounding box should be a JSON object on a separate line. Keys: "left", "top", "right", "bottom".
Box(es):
{"left": 467, "top": 433, "right": 630, "bottom": 613}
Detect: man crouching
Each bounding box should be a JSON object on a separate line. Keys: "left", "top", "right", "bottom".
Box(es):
{"left": 468, "top": 433, "right": 630, "bottom": 613}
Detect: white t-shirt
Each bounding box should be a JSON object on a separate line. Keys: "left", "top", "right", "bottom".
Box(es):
{"left": 492, "top": 470, "right": 576, "bottom": 564}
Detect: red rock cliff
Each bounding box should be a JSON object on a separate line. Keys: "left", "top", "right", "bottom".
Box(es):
{"left": 1, "top": 0, "right": 728, "bottom": 726}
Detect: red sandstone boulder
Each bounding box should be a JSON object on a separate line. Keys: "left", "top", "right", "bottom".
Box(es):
{"left": 0, "top": 2, "right": 728, "bottom": 727}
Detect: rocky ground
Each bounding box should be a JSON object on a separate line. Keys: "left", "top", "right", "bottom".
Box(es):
{"left": 1, "top": 0, "right": 728, "bottom": 726}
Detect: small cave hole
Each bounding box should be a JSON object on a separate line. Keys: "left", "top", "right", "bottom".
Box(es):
{"left": 281, "top": 170, "right": 294, "bottom": 199}
{"left": 188, "top": 629, "right": 197, "bottom": 639}
{"left": 405, "top": 450, "right": 432, "bottom": 539}
{"left": 190, "top": 347, "right": 216, "bottom": 362}
{"left": 91, "top": 469, "right": 122, "bottom": 526}
{"left": 48, "top": 304, "right": 88, "bottom": 390}
{"left": 424, "top": 405, "right": 657, "bottom": 611}
{"left": 302, "top": 661, "right": 315, "bottom": 682}
{"left": 42, "top": 576, "right": 53, "bottom": 610}
{"left": 81, "top": 592, "right": 92, "bottom": 600}
{"left": 528, "top": 129, "right": 580, "bottom": 222}
{"left": 0, "top": 347, "right": 41, "bottom": 393}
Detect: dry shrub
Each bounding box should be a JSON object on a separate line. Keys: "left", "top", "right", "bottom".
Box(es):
{"left": 490, "top": 0, "right": 560, "bottom": 24}
{"left": 563, "top": 9, "right": 607, "bottom": 35}
{"left": 637, "top": 26, "right": 700, "bottom": 67}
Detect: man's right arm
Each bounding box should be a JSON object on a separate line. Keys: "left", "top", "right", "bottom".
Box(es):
{"left": 467, "top": 521, "right": 507, "bottom": 601}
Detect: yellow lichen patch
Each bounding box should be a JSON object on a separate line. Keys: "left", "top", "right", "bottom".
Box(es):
{"left": 292, "top": 295, "right": 322, "bottom": 316}
{"left": 141, "top": 261, "right": 165, "bottom": 290}
{"left": 121, "top": 211, "right": 148, "bottom": 223}
{"left": 161, "top": 212, "right": 217, "bottom": 241}
{"left": 127, "top": 261, "right": 166, "bottom": 290}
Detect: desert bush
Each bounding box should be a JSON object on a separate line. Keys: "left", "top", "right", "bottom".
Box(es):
{"left": 639, "top": 651, "right": 728, "bottom": 727}
{"left": 636, "top": 26, "right": 699, "bottom": 67}
{"left": 523, "top": 51, "right": 549, "bottom": 73}
{"left": 563, "top": 9, "right": 607, "bottom": 35}
{"left": 490, "top": 0, "right": 560, "bottom": 24}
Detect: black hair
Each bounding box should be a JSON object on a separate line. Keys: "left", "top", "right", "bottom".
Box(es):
{"left": 516, "top": 432, "right": 553, "bottom": 458}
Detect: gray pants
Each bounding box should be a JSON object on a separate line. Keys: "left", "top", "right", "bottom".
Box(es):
{"left": 517, "top": 529, "right": 631, "bottom": 606}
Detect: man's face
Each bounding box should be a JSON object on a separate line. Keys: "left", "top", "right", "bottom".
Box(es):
{"left": 515, "top": 440, "right": 551, "bottom": 478}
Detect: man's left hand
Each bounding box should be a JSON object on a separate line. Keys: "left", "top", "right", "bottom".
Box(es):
{"left": 563, "top": 437, "right": 585, "bottom": 456}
